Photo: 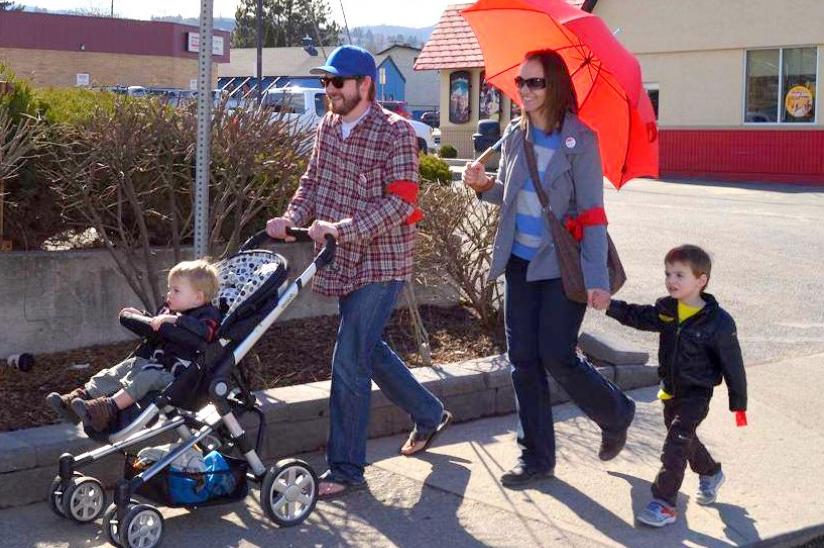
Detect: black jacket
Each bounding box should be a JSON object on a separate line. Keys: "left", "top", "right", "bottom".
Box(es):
{"left": 607, "top": 293, "right": 747, "bottom": 411}
{"left": 135, "top": 304, "right": 221, "bottom": 365}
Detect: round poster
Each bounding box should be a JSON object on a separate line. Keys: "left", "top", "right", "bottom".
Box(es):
{"left": 785, "top": 85, "right": 814, "bottom": 118}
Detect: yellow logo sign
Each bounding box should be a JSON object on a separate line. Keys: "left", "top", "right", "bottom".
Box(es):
{"left": 785, "top": 85, "right": 814, "bottom": 118}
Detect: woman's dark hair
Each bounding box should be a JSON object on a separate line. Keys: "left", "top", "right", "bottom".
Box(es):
{"left": 519, "top": 49, "right": 578, "bottom": 133}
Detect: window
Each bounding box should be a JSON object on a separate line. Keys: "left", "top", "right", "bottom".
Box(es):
{"left": 314, "top": 93, "right": 327, "bottom": 116}
{"left": 261, "top": 92, "right": 305, "bottom": 114}
{"left": 644, "top": 83, "right": 659, "bottom": 120}
{"left": 745, "top": 47, "right": 818, "bottom": 124}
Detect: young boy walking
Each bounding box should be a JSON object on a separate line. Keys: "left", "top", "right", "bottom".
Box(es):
{"left": 606, "top": 245, "right": 748, "bottom": 527}
{"left": 46, "top": 259, "right": 221, "bottom": 432}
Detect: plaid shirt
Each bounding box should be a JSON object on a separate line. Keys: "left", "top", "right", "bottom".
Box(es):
{"left": 284, "top": 102, "right": 418, "bottom": 297}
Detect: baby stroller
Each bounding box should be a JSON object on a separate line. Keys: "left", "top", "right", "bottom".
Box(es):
{"left": 46, "top": 228, "right": 336, "bottom": 548}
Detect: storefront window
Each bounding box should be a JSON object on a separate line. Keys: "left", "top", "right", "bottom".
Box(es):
{"left": 781, "top": 47, "right": 817, "bottom": 123}
{"left": 745, "top": 49, "right": 779, "bottom": 123}
{"left": 745, "top": 47, "right": 818, "bottom": 124}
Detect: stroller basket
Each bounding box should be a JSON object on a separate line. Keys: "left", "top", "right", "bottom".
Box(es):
{"left": 124, "top": 452, "right": 249, "bottom": 508}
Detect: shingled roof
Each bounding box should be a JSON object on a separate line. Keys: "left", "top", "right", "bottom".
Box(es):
{"left": 414, "top": 1, "right": 589, "bottom": 71}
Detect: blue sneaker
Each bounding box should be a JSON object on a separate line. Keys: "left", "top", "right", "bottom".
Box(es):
{"left": 637, "top": 499, "right": 677, "bottom": 527}
{"left": 696, "top": 470, "right": 725, "bottom": 505}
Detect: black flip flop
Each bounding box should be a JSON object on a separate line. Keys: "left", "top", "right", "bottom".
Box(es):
{"left": 400, "top": 410, "right": 453, "bottom": 456}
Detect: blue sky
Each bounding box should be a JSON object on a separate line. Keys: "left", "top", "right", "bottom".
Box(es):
{"left": 19, "top": 0, "right": 453, "bottom": 28}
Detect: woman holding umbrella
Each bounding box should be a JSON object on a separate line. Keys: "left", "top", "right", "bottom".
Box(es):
{"left": 463, "top": 49, "right": 636, "bottom": 487}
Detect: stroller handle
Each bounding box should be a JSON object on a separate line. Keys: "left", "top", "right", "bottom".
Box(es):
{"left": 239, "top": 229, "right": 337, "bottom": 267}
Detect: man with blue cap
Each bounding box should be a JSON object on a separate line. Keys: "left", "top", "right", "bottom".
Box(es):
{"left": 266, "top": 45, "right": 451, "bottom": 499}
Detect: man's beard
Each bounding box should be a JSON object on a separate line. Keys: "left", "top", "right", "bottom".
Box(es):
{"left": 330, "top": 90, "right": 363, "bottom": 116}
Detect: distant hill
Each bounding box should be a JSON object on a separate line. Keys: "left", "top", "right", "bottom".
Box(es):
{"left": 347, "top": 25, "right": 434, "bottom": 53}
{"left": 151, "top": 15, "right": 236, "bottom": 31}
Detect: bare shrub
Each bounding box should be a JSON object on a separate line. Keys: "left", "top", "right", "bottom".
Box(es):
{"left": 416, "top": 182, "right": 503, "bottom": 336}
{"left": 46, "top": 96, "right": 310, "bottom": 310}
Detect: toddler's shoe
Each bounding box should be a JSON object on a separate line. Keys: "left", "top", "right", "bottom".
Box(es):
{"left": 637, "top": 499, "right": 677, "bottom": 527}
{"left": 71, "top": 396, "right": 117, "bottom": 432}
{"left": 696, "top": 469, "right": 725, "bottom": 505}
{"left": 45, "top": 388, "right": 88, "bottom": 424}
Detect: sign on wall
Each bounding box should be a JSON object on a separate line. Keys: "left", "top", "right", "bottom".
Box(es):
{"left": 186, "top": 33, "right": 225, "bottom": 56}
{"left": 479, "top": 71, "right": 501, "bottom": 121}
{"left": 75, "top": 73, "right": 90, "bottom": 87}
{"left": 449, "top": 71, "right": 471, "bottom": 124}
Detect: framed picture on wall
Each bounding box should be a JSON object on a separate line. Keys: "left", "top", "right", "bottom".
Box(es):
{"left": 479, "top": 71, "right": 501, "bottom": 121}
{"left": 449, "top": 71, "right": 471, "bottom": 124}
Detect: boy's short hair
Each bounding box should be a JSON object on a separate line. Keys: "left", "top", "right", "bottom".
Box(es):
{"left": 168, "top": 259, "right": 220, "bottom": 301}
{"left": 665, "top": 244, "right": 712, "bottom": 285}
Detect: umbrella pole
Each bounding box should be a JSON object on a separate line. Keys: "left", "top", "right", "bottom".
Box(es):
{"left": 474, "top": 136, "right": 504, "bottom": 165}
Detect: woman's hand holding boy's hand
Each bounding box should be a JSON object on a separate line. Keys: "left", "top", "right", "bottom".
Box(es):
{"left": 462, "top": 162, "right": 494, "bottom": 193}
{"left": 587, "top": 289, "right": 611, "bottom": 311}
{"left": 150, "top": 314, "right": 178, "bottom": 331}
{"left": 120, "top": 307, "right": 144, "bottom": 317}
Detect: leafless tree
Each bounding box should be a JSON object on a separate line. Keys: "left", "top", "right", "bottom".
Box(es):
{"left": 46, "top": 96, "right": 309, "bottom": 311}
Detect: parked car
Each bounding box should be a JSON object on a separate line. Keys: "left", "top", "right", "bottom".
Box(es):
{"left": 378, "top": 99, "right": 412, "bottom": 119}
{"left": 261, "top": 86, "right": 327, "bottom": 127}
{"left": 420, "top": 110, "right": 440, "bottom": 128}
{"left": 260, "top": 89, "right": 437, "bottom": 155}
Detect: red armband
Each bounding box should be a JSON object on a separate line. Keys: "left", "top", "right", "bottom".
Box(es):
{"left": 386, "top": 180, "right": 424, "bottom": 224}
{"left": 564, "top": 207, "right": 608, "bottom": 242}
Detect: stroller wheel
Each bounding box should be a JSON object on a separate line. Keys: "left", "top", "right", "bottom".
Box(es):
{"left": 62, "top": 476, "right": 106, "bottom": 523}
{"left": 261, "top": 459, "right": 319, "bottom": 527}
{"left": 47, "top": 476, "right": 67, "bottom": 518}
{"left": 47, "top": 472, "right": 82, "bottom": 518}
{"left": 103, "top": 504, "right": 122, "bottom": 547}
{"left": 120, "top": 504, "right": 164, "bottom": 548}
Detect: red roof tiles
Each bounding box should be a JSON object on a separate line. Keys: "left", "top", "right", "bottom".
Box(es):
{"left": 414, "top": 1, "right": 586, "bottom": 71}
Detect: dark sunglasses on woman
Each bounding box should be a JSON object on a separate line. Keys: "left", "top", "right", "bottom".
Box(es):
{"left": 320, "top": 76, "right": 363, "bottom": 89}
{"left": 514, "top": 76, "right": 547, "bottom": 90}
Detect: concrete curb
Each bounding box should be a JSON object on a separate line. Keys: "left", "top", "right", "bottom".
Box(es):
{"left": 0, "top": 354, "right": 657, "bottom": 509}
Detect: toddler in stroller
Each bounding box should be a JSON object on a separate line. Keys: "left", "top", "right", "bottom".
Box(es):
{"left": 46, "top": 228, "right": 336, "bottom": 548}
{"left": 46, "top": 259, "right": 221, "bottom": 432}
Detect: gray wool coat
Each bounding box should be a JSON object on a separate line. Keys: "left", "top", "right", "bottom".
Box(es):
{"left": 480, "top": 112, "right": 609, "bottom": 290}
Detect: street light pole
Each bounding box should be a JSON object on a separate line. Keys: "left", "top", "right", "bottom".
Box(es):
{"left": 194, "top": 0, "right": 214, "bottom": 258}
{"left": 256, "top": 0, "right": 263, "bottom": 105}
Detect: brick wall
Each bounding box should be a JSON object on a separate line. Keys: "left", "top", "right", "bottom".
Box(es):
{"left": 0, "top": 48, "right": 220, "bottom": 89}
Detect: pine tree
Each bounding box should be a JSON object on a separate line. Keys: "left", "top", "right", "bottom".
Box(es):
{"left": 0, "top": 2, "right": 23, "bottom": 11}
{"left": 232, "top": 0, "right": 341, "bottom": 48}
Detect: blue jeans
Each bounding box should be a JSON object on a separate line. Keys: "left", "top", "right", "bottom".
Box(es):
{"left": 326, "top": 280, "right": 444, "bottom": 484}
{"left": 505, "top": 256, "right": 634, "bottom": 471}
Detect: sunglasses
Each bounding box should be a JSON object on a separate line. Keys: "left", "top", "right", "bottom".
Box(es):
{"left": 320, "top": 76, "right": 363, "bottom": 89}
{"left": 514, "top": 76, "right": 547, "bottom": 91}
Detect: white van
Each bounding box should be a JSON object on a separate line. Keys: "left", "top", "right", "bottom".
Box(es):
{"left": 261, "top": 87, "right": 437, "bottom": 154}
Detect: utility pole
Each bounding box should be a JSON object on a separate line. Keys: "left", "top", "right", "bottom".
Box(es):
{"left": 194, "top": 0, "right": 214, "bottom": 258}
{"left": 110, "top": 1, "right": 113, "bottom": 17}
{"left": 256, "top": 0, "right": 263, "bottom": 105}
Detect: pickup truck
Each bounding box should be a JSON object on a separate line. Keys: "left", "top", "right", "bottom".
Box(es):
{"left": 261, "top": 87, "right": 437, "bottom": 154}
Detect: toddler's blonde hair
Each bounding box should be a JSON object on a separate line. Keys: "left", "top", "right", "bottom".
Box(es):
{"left": 168, "top": 259, "right": 220, "bottom": 302}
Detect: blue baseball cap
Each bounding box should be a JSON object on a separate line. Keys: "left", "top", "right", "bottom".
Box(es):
{"left": 310, "top": 45, "right": 377, "bottom": 82}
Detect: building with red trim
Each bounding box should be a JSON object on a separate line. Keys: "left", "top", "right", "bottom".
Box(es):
{"left": 0, "top": 11, "right": 230, "bottom": 89}
{"left": 417, "top": 1, "right": 824, "bottom": 184}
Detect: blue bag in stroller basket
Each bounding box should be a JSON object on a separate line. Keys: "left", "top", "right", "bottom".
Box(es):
{"left": 167, "top": 451, "right": 238, "bottom": 504}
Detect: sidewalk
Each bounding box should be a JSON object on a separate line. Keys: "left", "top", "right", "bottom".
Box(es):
{"left": 1, "top": 353, "right": 821, "bottom": 547}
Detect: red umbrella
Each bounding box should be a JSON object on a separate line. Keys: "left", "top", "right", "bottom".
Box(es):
{"left": 461, "top": 0, "right": 659, "bottom": 188}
